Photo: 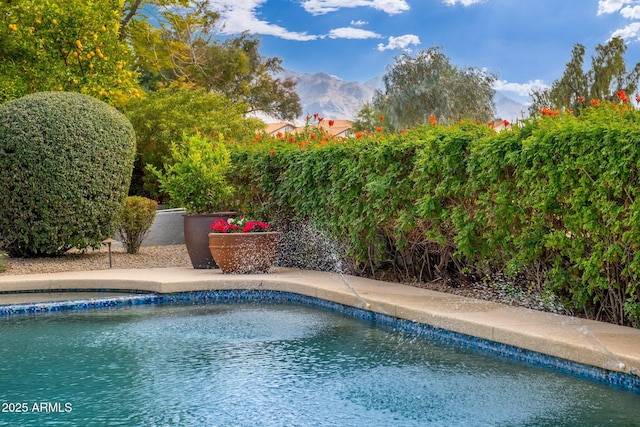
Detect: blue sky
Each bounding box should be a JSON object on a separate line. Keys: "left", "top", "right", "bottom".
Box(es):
{"left": 206, "top": 0, "right": 640, "bottom": 103}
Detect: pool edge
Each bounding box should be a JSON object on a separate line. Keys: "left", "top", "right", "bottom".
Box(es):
{"left": 0, "top": 267, "right": 639, "bottom": 393}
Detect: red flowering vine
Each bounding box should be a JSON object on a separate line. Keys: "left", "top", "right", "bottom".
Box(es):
{"left": 540, "top": 107, "right": 560, "bottom": 117}
{"left": 617, "top": 90, "right": 629, "bottom": 103}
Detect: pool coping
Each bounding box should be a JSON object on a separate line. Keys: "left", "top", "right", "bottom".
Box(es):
{"left": 0, "top": 267, "right": 639, "bottom": 390}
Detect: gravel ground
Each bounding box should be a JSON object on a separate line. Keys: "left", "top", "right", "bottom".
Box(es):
{"left": 0, "top": 244, "right": 570, "bottom": 315}
{"left": 1, "top": 245, "right": 192, "bottom": 275}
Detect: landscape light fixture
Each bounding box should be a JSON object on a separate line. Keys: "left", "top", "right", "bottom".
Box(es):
{"left": 102, "top": 238, "right": 117, "bottom": 268}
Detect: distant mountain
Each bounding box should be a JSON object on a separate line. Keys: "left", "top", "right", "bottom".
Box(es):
{"left": 495, "top": 92, "right": 528, "bottom": 122}
{"left": 282, "top": 70, "right": 375, "bottom": 121}
{"left": 279, "top": 70, "right": 527, "bottom": 123}
{"left": 363, "top": 75, "right": 384, "bottom": 92}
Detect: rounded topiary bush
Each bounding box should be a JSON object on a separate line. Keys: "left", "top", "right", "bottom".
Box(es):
{"left": 0, "top": 91, "right": 136, "bottom": 257}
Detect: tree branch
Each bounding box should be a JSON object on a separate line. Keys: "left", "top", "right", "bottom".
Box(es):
{"left": 120, "top": 0, "right": 143, "bottom": 39}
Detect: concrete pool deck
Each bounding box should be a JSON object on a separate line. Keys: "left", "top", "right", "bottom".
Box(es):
{"left": 0, "top": 266, "right": 639, "bottom": 379}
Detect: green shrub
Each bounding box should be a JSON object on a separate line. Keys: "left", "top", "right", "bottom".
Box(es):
{"left": 117, "top": 196, "right": 157, "bottom": 254}
{"left": 508, "top": 104, "right": 640, "bottom": 326}
{"left": 227, "top": 104, "right": 640, "bottom": 326}
{"left": 0, "top": 251, "right": 6, "bottom": 273}
{"left": 0, "top": 91, "right": 136, "bottom": 257}
{"left": 146, "top": 133, "right": 234, "bottom": 213}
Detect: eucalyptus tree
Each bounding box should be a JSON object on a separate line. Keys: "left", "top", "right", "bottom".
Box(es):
{"left": 368, "top": 47, "right": 496, "bottom": 131}
{"left": 529, "top": 37, "right": 640, "bottom": 115}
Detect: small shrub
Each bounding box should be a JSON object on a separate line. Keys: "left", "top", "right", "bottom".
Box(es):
{"left": 0, "top": 252, "right": 6, "bottom": 273}
{"left": 118, "top": 196, "right": 157, "bottom": 254}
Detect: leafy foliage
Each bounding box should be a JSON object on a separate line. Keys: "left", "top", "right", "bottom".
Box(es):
{"left": 227, "top": 102, "right": 640, "bottom": 326}
{"left": 123, "top": 83, "right": 261, "bottom": 197}
{"left": 117, "top": 196, "right": 158, "bottom": 254}
{"left": 353, "top": 105, "right": 393, "bottom": 133}
{"left": 0, "top": 92, "right": 136, "bottom": 257}
{"left": 126, "top": 2, "right": 301, "bottom": 120}
{"left": 146, "top": 132, "right": 234, "bottom": 213}
{"left": 0, "top": 0, "right": 140, "bottom": 106}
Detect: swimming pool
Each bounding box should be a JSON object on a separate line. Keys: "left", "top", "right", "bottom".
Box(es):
{"left": 1, "top": 299, "right": 639, "bottom": 426}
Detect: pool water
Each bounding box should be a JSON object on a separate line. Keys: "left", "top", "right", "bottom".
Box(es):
{"left": 1, "top": 303, "right": 639, "bottom": 426}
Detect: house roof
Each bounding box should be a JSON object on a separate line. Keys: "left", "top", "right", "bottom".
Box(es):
{"left": 293, "top": 120, "right": 353, "bottom": 137}
{"left": 265, "top": 122, "right": 295, "bottom": 136}
{"left": 263, "top": 120, "right": 354, "bottom": 138}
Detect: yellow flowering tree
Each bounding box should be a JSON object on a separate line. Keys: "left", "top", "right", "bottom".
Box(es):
{"left": 0, "top": 0, "right": 140, "bottom": 106}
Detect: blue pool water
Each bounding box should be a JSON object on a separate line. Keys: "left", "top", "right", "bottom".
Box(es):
{"left": 1, "top": 303, "right": 639, "bottom": 426}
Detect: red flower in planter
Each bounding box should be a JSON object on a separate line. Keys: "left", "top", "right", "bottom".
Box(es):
{"left": 242, "top": 221, "right": 270, "bottom": 232}
{"left": 210, "top": 218, "right": 239, "bottom": 233}
{"left": 210, "top": 217, "right": 271, "bottom": 233}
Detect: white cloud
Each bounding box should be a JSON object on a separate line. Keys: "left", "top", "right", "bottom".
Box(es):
{"left": 301, "top": 0, "right": 410, "bottom": 16}
{"left": 596, "top": 1, "right": 640, "bottom": 43}
{"left": 493, "top": 79, "right": 549, "bottom": 97}
{"left": 442, "top": 0, "right": 486, "bottom": 6}
{"left": 611, "top": 21, "right": 640, "bottom": 39}
{"left": 328, "top": 27, "right": 382, "bottom": 39}
{"left": 621, "top": 5, "right": 640, "bottom": 18}
{"left": 597, "top": 0, "right": 631, "bottom": 15}
{"left": 377, "top": 34, "right": 421, "bottom": 51}
{"left": 351, "top": 20, "right": 369, "bottom": 26}
{"left": 208, "top": 0, "right": 318, "bottom": 41}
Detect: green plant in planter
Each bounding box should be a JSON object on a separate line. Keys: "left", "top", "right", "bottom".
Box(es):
{"left": 118, "top": 196, "right": 158, "bottom": 254}
{"left": 146, "top": 133, "right": 234, "bottom": 213}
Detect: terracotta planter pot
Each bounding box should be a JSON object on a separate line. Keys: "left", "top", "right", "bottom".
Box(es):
{"left": 208, "top": 232, "right": 280, "bottom": 274}
{"left": 183, "top": 212, "right": 236, "bottom": 269}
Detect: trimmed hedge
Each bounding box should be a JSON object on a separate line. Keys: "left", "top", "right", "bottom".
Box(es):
{"left": 0, "top": 92, "right": 136, "bottom": 257}
{"left": 228, "top": 103, "right": 640, "bottom": 326}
